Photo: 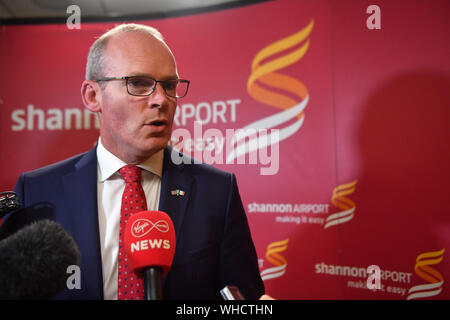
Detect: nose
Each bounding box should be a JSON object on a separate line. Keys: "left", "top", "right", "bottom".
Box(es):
{"left": 149, "top": 83, "right": 169, "bottom": 108}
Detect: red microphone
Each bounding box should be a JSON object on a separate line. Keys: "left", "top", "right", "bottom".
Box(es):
{"left": 124, "top": 210, "right": 176, "bottom": 300}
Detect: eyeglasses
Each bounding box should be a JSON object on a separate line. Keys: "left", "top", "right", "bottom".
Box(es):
{"left": 95, "top": 76, "right": 190, "bottom": 98}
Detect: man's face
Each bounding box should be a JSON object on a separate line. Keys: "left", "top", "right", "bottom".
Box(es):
{"left": 97, "top": 32, "right": 178, "bottom": 163}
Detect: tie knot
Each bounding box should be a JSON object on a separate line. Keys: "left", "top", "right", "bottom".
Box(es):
{"left": 119, "top": 165, "right": 142, "bottom": 183}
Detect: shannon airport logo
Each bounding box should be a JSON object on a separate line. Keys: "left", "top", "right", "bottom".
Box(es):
{"left": 169, "top": 20, "right": 315, "bottom": 175}
{"left": 228, "top": 19, "right": 314, "bottom": 163}
{"left": 324, "top": 180, "right": 357, "bottom": 229}
{"left": 407, "top": 248, "right": 445, "bottom": 300}
{"left": 248, "top": 180, "right": 357, "bottom": 228}
{"left": 259, "top": 238, "right": 289, "bottom": 281}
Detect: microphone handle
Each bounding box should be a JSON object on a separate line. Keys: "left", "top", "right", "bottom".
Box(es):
{"left": 143, "top": 267, "right": 163, "bottom": 300}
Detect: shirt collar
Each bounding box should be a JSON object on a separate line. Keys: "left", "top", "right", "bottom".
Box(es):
{"left": 96, "top": 138, "right": 163, "bottom": 182}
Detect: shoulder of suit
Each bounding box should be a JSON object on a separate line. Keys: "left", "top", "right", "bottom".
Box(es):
{"left": 21, "top": 150, "right": 92, "bottom": 179}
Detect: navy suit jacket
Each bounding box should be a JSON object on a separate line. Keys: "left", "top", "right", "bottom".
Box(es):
{"left": 8, "top": 146, "right": 264, "bottom": 300}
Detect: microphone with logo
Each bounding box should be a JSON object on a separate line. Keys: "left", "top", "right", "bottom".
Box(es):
{"left": 124, "top": 210, "right": 176, "bottom": 300}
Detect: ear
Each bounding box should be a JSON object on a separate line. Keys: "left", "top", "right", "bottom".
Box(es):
{"left": 81, "top": 80, "right": 102, "bottom": 112}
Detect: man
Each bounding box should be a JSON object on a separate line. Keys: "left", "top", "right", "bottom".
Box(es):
{"left": 9, "top": 24, "right": 265, "bottom": 300}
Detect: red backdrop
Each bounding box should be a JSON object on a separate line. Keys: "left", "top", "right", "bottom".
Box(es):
{"left": 1, "top": 0, "right": 449, "bottom": 299}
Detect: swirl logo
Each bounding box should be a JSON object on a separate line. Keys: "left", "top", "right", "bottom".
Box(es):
{"left": 260, "top": 238, "right": 289, "bottom": 281}
{"left": 131, "top": 218, "right": 169, "bottom": 238}
{"left": 226, "top": 20, "right": 314, "bottom": 163}
{"left": 324, "top": 180, "right": 357, "bottom": 229}
{"left": 407, "top": 248, "right": 445, "bottom": 300}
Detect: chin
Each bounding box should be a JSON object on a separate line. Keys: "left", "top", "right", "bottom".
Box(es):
{"left": 140, "top": 137, "right": 169, "bottom": 155}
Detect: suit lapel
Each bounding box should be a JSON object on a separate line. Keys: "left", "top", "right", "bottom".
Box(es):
{"left": 61, "top": 147, "right": 104, "bottom": 299}
{"left": 159, "top": 147, "right": 194, "bottom": 246}
{"left": 159, "top": 147, "right": 195, "bottom": 291}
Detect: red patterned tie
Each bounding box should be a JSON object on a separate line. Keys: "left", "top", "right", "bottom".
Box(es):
{"left": 118, "top": 165, "right": 147, "bottom": 300}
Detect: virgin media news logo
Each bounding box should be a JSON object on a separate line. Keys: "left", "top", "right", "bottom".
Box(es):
{"left": 131, "top": 218, "right": 169, "bottom": 238}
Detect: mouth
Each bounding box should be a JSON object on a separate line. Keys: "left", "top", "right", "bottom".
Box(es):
{"left": 143, "top": 119, "right": 169, "bottom": 133}
{"left": 146, "top": 119, "right": 168, "bottom": 127}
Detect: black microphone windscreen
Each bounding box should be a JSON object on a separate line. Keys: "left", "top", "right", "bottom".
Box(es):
{"left": 0, "top": 220, "right": 81, "bottom": 299}
{"left": 0, "top": 202, "right": 55, "bottom": 241}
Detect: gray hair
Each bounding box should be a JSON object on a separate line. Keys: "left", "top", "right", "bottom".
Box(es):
{"left": 85, "top": 24, "right": 164, "bottom": 81}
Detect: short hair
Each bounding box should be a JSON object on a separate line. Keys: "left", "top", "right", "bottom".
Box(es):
{"left": 85, "top": 24, "right": 164, "bottom": 81}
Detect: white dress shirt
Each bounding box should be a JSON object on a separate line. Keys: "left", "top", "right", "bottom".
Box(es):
{"left": 96, "top": 138, "right": 163, "bottom": 300}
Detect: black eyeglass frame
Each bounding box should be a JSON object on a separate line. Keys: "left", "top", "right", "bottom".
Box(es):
{"left": 94, "top": 76, "right": 190, "bottom": 98}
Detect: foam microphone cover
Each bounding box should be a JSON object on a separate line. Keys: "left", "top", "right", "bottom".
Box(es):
{"left": 0, "top": 220, "right": 80, "bottom": 299}
{"left": 124, "top": 211, "right": 176, "bottom": 277}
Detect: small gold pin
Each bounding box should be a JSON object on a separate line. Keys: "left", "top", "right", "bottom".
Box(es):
{"left": 171, "top": 189, "right": 185, "bottom": 196}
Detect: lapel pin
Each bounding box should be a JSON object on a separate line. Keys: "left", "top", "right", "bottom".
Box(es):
{"left": 171, "top": 189, "right": 185, "bottom": 196}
